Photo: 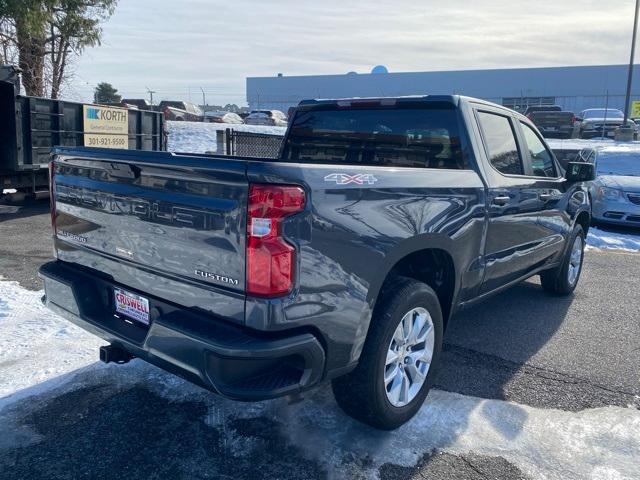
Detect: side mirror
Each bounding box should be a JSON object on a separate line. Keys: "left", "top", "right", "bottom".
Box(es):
{"left": 565, "top": 162, "right": 596, "bottom": 182}
{"left": 574, "top": 116, "right": 583, "bottom": 122}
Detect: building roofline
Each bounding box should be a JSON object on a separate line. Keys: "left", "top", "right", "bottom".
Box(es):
{"left": 248, "top": 64, "right": 635, "bottom": 81}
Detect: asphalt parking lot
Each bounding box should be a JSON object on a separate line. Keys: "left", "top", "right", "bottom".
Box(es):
{"left": 1, "top": 199, "right": 639, "bottom": 479}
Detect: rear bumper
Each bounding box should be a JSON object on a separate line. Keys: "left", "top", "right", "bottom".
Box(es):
{"left": 580, "top": 126, "right": 620, "bottom": 138}
{"left": 39, "top": 261, "right": 326, "bottom": 400}
{"left": 538, "top": 126, "right": 574, "bottom": 137}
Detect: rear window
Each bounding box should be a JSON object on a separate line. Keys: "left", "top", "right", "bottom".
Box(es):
{"left": 584, "top": 109, "right": 624, "bottom": 119}
{"left": 281, "top": 106, "right": 467, "bottom": 169}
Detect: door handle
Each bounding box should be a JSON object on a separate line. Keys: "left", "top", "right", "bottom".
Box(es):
{"left": 492, "top": 196, "right": 510, "bottom": 206}
{"left": 539, "top": 193, "right": 553, "bottom": 202}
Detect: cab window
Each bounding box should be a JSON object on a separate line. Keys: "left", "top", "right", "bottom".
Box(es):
{"left": 520, "top": 122, "right": 558, "bottom": 177}
{"left": 477, "top": 111, "right": 523, "bottom": 175}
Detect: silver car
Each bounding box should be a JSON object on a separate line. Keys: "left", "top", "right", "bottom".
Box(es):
{"left": 589, "top": 146, "right": 640, "bottom": 226}
{"left": 244, "top": 110, "right": 288, "bottom": 127}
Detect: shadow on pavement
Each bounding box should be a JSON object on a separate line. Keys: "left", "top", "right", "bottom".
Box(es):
{"left": 437, "top": 280, "right": 574, "bottom": 408}
{"left": 0, "top": 198, "right": 50, "bottom": 223}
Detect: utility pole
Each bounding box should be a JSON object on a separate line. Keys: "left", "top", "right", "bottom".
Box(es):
{"left": 602, "top": 90, "right": 609, "bottom": 138}
{"left": 146, "top": 86, "right": 156, "bottom": 106}
{"left": 200, "top": 87, "right": 206, "bottom": 112}
{"left": 624, "top": 0, "right": 639, "bottom": 126}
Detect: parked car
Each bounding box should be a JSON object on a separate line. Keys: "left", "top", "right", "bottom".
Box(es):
{"left": 204, "top": 111, "right": 244, "bottom": 124}
{"left": 121, "top": 98, "right": 153, "bottom": 110}
{"left": 159, "top": 100, "right": 204, "bottom": 122}
{"left": 575, "top": 108, "right": 628, "bottom": 139}
{"left": 523, "top": 105, "right": 562, "bottom": 116}
{"left": 244, "top": 109, "right": 288, "bottom": 126}
{"left": 528, "top": 110, "right": 576, "bottom": 139}
{"left": 588, "top": 146, "right": 640, "bottom": 226}
{"left": 41, "top": 95, "right": 595, "bottom": 430}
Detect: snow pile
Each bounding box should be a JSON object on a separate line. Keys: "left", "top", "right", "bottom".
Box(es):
{"left": 0, "top": 281, "right": 104, "bottom": 399}
{"left": 167, "top": 121, "right": 286, "bottom": 154}
{"left": 587, "top": 227, "right": 640, "bottom": 252}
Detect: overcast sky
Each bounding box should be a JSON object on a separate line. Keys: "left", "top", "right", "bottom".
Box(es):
{"left": 71, "top": 0, "right": 638, "bottom": 105}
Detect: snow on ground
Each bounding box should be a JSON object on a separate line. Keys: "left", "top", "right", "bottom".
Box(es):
{"left": 166, "top": 120, "right": 286, "bottom": 154}
{"left": 547, "top": 138, "right": 640, "bottom": 151}
{"left": 1, "top": 280, "right": 639, "bottom": 479}
{"left": 587, "top": 227, "right": 640, "bottom": 252}
{"left": 0, "top": 280, "right": 104, "bottom": 399}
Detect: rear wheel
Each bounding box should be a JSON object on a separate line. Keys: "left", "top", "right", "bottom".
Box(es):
{"left": 332, "top": 277, "right": 443, "bottom": 430}
{"left": 540, "top": 225, "right": 585, "bottom": 295}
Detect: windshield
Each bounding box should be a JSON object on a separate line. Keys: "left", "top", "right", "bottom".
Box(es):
{"left": 584, "top": 109, "right": 624, "bottom": 119}
{"left": 282, "top": 105, "right": 466, "bottom": 169}
{"left": 597, "top": 152, "right": 640, "bottom": 176}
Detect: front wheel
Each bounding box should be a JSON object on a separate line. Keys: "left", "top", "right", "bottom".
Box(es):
{"left": 540, "top": 225, "right": 585, "bottom": 295}
{"left": 332, "top": 277, "right": 443, "bottom": 430}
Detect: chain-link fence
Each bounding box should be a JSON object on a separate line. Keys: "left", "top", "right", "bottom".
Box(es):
{"left": 218, "top": 129, "right": 284, "bottom": 158}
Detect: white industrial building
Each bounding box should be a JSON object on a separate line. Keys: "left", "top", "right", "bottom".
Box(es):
{"left": 246, "top": 64, "right": 640, "bottom": 114}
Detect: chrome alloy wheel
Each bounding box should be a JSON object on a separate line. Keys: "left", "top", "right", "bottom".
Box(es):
{"left": 568, "top": 234, "right": 584, "bottom": 286}
{"left": 384, "top": 307, "right": 435, "bottom": 407}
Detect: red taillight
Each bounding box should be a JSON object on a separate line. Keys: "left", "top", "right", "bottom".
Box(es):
{"left": 246, "top": 184, "right": 305, "bottom": 297}
{"left": 48, "top": 161, "right": 56, "bottom": 234}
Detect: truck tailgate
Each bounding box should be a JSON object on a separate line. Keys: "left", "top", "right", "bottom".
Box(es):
{"left": 530, "top": 111, "right": 574, "bottom": 127}
{"left": 51, "top": 148, "right": 248, "bottom": 323}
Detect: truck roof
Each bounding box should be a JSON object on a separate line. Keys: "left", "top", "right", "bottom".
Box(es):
{"left": 296, "top": 94, "right": 523, "bottom": 118}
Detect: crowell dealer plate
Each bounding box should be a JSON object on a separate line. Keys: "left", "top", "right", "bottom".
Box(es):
{"left": 114, "top": 288, "right": 150, "bottom": 325}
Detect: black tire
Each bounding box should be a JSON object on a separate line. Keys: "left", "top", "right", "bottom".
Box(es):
{"left": 540, "top": 225, "right": 585, "bottom": 295}
{"left": 332, "top": 277, "right": 443, "bottom": 430}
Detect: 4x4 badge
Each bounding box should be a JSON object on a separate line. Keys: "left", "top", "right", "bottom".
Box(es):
{"left": 324, "top": 173, "right": 378, "bottom": 185}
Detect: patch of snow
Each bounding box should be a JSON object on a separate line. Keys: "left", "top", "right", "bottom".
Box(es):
{"left": 0, "top": 281, "right": 105, "bottom": 399}
{"left": 547, "top": 139, "right": 640, "bottom": 151}
{"left": 587, "top": 227, "right": 640, "bottom": 252}
{"left": 0, "top": 281, "right": 639, "bottom": 479}
{"left": 268, "top": 388, "right": 640, "bottom": 480}
{"left": 166, "top": 120, "right": 285, "bottom": 154}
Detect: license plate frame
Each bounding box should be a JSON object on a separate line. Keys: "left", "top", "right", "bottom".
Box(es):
{"left": 114, "top": 288, "right": 150, "bottom": 325}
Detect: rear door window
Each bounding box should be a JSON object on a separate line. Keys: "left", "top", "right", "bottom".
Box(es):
{"left": 282, "top": 106, "right": 467, "bottom": 169}
{"left": 477, "top": 111, "right": 523, "bottom": 175}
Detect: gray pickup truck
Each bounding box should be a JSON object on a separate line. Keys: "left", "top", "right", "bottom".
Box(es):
{"left": 40, "top": 95, "right": 595, "bottom": 429}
